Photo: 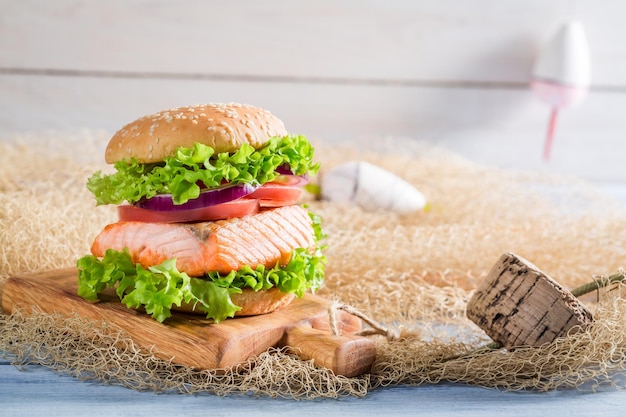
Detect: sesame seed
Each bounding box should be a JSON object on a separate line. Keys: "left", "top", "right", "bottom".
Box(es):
{"left": 192, "top": 120, "right": 198, "bottom": 124}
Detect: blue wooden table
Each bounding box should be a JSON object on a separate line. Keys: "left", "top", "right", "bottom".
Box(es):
{"left": 2, "top": 356, "right": 625, "bottom": 417}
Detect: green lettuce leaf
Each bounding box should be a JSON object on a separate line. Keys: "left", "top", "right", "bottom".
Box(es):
{"left": 87, "top": 135, "right": 319, "bottom": 206}
{"left": 77, "top": 250, "right": 242, "bottom": 323}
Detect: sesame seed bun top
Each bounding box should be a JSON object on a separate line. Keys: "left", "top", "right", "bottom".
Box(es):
{"left": 105, "top": 103, "right": 288, "bottom": 164}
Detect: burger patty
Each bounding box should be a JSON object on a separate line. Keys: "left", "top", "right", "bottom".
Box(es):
{"left": 90, "top": 205, "right": 316, "bottom": 276}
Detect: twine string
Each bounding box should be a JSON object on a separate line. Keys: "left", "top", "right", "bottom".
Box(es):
{"left": 571, "top": 269, "right": 626, "bottom": 299}
{"left": 327, "top": 300, "right": 400, "bottom": 341}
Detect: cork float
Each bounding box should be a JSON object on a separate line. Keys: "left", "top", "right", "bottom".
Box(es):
{"left": 466, "top": 252, "right": 594, "bottom": 349}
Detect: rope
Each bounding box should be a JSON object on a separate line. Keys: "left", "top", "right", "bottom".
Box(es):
{"left": 327, "top": 300, "right": 400, "bottom": 341}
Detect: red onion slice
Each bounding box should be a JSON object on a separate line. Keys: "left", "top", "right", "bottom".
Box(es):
{"left": 136, "top": 183, "right": 259, "bottom": 212}
{"left": 275, "top": 164, "right": 295, "bottom": 176}
{"left": 118, "top": 199, "right": 259, "bottom": 223}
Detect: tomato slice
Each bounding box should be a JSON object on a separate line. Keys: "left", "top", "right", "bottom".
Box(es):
{"left": 246, "top": 184, "right": 303, "bottom": 207}
{"left": 118, "top": 198, "right": 260, "bottom": 223}
{"left": 269, "top": 175, "right": 309, "bottom": 187}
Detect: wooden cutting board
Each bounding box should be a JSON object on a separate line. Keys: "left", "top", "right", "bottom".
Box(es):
{"left": 0, "top": 268, "right": 376, "bottom": 377}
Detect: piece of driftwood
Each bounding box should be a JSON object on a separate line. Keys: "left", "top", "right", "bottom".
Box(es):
{"left": 466, "top": 252, "right": 593, "bottom": 349}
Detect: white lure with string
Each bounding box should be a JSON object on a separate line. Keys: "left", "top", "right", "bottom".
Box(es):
{"left": 320, "top": 161, "right": 427, "bottom": 213}
{"left": 531, "top": 20, "right": 591, "bottom": 160}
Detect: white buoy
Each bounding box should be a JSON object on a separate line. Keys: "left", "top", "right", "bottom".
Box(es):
{"left": 531, "top": 20, "right": 591, "bottom": 161}
{"left": 320, "top": 161, "right": 427, "bottom": 213}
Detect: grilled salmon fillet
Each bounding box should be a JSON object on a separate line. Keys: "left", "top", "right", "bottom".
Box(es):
{"left": 90, "top": 205, "right": 316, "bottom": 276}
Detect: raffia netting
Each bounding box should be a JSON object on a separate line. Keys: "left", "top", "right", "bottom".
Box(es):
{"left": 2, "top": 131, "right": 626, "bottom": 398}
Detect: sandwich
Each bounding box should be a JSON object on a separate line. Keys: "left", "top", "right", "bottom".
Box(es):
{"left": 76, "top": 103, "right": 326, "bottom": 323}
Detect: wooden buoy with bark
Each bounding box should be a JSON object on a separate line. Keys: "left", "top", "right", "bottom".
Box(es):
{"left": 466, "top": 252, "right": 594, "bottom": 349}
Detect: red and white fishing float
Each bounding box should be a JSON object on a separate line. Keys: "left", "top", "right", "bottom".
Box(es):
{"left": 531, "top": 20, "right": 591, "bottom": 161}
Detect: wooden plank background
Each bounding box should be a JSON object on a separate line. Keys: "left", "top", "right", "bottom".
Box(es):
{"left": 1, "top": 0, "right": 625, "bottom": 188}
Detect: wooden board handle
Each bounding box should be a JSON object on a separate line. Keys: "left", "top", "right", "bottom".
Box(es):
{"left": 284, "top": 326, "right": 376, "bottom": 377}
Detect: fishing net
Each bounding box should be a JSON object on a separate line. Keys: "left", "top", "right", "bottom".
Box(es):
{"left": 2, "top": 130, "right": 626, "bottom": 398}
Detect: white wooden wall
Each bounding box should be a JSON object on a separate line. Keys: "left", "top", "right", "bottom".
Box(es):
{"left": 2, "top": 0, "right": 626, "bottom": 191}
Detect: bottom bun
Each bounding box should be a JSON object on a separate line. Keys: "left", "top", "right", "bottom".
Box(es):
{"left": 175, "top": 287, "right": 297, "bottom": 318}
